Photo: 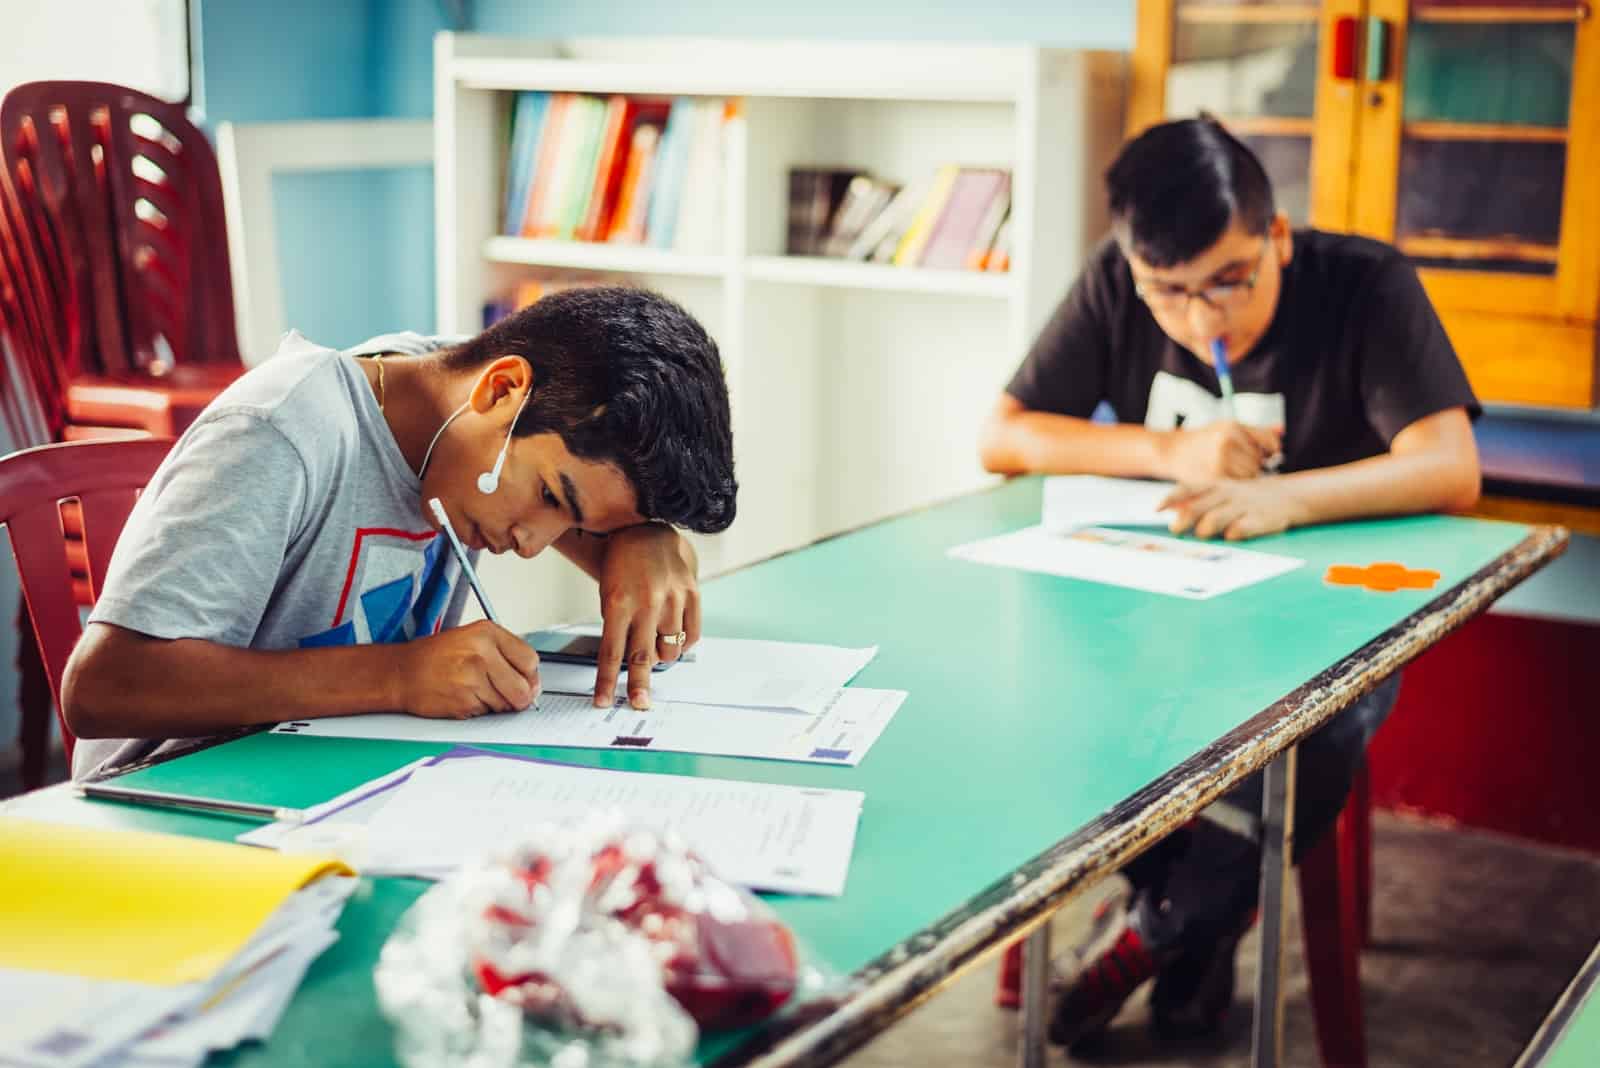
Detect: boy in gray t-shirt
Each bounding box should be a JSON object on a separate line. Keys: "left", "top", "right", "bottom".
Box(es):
{"left": 64, "top": 287, "right": 737, "bottom": 779}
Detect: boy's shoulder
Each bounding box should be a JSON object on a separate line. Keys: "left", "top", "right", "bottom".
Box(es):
{"left": 1292, "top": 228, "right": 1412, "bottom": 283}
{"left": 187, "top": 332, "right": 367, "bottom": 468}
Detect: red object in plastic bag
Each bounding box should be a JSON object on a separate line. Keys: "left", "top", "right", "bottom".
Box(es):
{"left": 478, "top": 833, "right": 800, "bottom": 1032}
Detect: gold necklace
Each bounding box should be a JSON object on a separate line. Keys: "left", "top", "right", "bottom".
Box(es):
{"left": 370, "top": 353, "right": 387, "bottom": 412}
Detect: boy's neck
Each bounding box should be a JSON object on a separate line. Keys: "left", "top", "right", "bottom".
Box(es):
{"left": 361, "top": 352, "right": 478, "bottom": 477}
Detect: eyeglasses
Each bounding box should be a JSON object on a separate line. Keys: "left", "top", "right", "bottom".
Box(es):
{"left": 1133, "top": 242, "right": 1272, "bottom": 314}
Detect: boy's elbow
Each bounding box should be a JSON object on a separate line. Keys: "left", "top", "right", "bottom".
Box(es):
{"left": 61, "top": 636, "right": 127, "bottom": 739}
{"left": 61, "top": 659, "right": 109, "bottom": 739}
{"left": 978, "top": 416, "right": 1024, "bottom": 476}
{"left": 1448, "top": 464, "right": 1482, "bottom": 513}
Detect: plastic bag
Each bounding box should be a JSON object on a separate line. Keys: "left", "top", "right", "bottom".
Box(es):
{"left": 375, "top": 814, "right": 829, "bottom": 1068}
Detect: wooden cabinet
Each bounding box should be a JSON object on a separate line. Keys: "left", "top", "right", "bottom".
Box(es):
{"left": 1130, "top": 0, "right": 1600, "bottom": 409}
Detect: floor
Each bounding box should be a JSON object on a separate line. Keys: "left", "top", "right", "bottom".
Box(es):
{"left": 837, "top": 814, "right": 1600, "bottom": 1068}
{"left": 5, "top": 746, "right": 1597, "bottom": 1068}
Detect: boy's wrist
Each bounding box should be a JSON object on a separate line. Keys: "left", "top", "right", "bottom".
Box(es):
{"left": 1149, "top": 428, "right": 1179, "bottom": 481}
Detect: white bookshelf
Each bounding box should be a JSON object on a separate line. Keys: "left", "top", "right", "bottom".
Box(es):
{"left": 436, "top": 34, "right": 1127, "bottom": 631}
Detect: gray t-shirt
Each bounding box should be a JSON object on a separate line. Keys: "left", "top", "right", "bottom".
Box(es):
{"left": 76, "top": 331, "right": 473, "bottom": 779}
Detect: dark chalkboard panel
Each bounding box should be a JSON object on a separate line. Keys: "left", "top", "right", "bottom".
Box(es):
{"left": 1404, "top": 22, "right": 1574, "bottom": 127}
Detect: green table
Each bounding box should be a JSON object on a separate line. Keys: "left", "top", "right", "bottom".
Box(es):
{"left": 1516, "top": 941, "right": 1600, "bottom": 1068}
{"left": 4, "top": 478, "right": 1566, "bottom": 1067}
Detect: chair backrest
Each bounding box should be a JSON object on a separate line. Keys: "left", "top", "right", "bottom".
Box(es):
{"left": 0, "top": 166, "right": 75, "bottom": 443}
{"left": 0, "top": 438, "right": 173, "bottom": 758}
{"left": 0, "top": 81, "right": 242, "bottom": 382}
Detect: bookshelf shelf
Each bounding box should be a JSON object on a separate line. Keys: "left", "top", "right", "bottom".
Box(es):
{"left": 437, "top": 34, "right": 1126, "bottom": 623}
{"left": 743, "top": 256, "right": 1015, "bottom": 298}
{"left": 482, "top": 236, "right": 730, "bottom": 278}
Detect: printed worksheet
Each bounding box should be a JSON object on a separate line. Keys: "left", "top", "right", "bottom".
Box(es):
{"left": 355, "top": 752, "right": 866, "bottom": 895}
{"left": 1041, "top": 475, "right": 1177, "bottom": 532}
{"left": 270, "top": 687, "right": 905, "bottom": 766}
{"left": 947, "top": 525, "right": 1303, "bottom": 599}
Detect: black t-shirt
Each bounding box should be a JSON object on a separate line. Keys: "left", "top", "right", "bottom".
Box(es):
{"left": 1005, "top": 230, "right": 1479, "bottom": 473}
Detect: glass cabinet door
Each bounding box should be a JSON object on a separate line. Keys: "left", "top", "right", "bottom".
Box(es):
{"left": 1351, "top": 0, "right": 1599, "bottom": 324}
{"left": 1392, "top": 3, "right": 1578, "bottom": 277}
{"left": 1162, "top": 1, "right": 1326, "bottom": 224}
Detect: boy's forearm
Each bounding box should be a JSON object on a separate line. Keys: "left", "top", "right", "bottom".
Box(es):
{"left": 981, "top": 409, "right": 1172, "bottom": 479}
{"left": 553, "top": 528, "right": 607, "bottom": 581}
{"left": 62, "top": 625, "right": 404, "bottom": 739}
{"left": 1276, "top": 447, "right": 1480, "bottom": 528}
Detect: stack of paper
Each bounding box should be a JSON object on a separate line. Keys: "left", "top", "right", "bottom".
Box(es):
{"left": 273, "top": 636, "right": 906, "bottom": 766}
{"left": 534, "top": 630, "right": 877, "bottom": 714}
{"left": 0, "top": 817, "right": 354, "bottom": 1068}
{"left": 1042, "top": 475, "right": 1177, "bottom": 533}
{"left": 243, "top": 746, "right": 866, "bottom": 897}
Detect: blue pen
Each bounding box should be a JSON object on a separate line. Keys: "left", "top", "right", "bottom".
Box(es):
{"left": 428, "top": 497, "right": 540, "bottom": 710}
{"left": 1210, "top": 337, "right": 1238, "bottom": 422}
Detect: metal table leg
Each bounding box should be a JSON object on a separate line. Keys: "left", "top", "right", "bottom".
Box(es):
{"left": 1020, "top": 922, "right": 1052, "bottom": 1068}
{"left": 1252, "top": 744, "right": 1298, "bottom": 1068}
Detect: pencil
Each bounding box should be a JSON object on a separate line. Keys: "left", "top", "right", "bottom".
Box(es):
{"left": 428, "top": 497, "right": 541, "bottom": 710}
{"left": 78, "top": 782, "right": 305, "bottom": 823}
{"left": 428, "top": 497, "right": 501, "bottom": 625}
{"left": 1210, "top": 337, "right": 1238, "bottom": 422}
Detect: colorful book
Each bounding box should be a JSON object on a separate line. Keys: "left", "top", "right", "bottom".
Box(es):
{"left": 788, "top": 168, "right": 860, "bottom": 255}
{"left": 502, "top": 92, "right": 549, "bottom": 237}
{"left": 985, "top": 216, "right": 1013, "bottom": 272}
{"left": 674, "top": 99, "right": 728, "bottom": 254}
{"left": 557, "top": 96, "right": 608, "bottom": 240}
{"left": 519, "top": 93, "right": 572, "bottom": 237}
{"left": 858, "top": 176, "right": 930, "bottom": 262}
{"left": 821, "top": 176, "right": 898, "bottom": 258}
{"left": 891, "top": 165, "right": 959, "bottom": 267}
{"left": 965, "top": 185, "right": 1012, "bottom": 270}
{"left": 920, "top": 169, "right": 1010, "bottom": 270}
{"left": 574, "top": 96, "right": 632, "bottom": 242}
{"left": 646, "top": 99, "right": 696, "bottom": 249}
{"left": 606, "top": 121, "right": 662, "bottom": 244}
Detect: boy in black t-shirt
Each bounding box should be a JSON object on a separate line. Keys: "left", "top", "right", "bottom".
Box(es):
{"left": 981, "top": 118, "right": 1481, "bottom": 1050}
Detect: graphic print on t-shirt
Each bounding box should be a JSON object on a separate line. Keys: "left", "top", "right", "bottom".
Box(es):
{"left": 1142, "top": 371, "right": 1288, "bottom": 433}
{"left": 298, "top": 527, "right": 456, "bottom": 647}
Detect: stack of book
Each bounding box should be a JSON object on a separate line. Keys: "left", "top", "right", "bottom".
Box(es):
{"left": 502, "top": 92, "right": 733, "bottom": 253}
{"left": 480, "top": 274, "right": 626, "bottom": 328}
{"left": 786, "top": 165, "right": 1011, "bottom": 271}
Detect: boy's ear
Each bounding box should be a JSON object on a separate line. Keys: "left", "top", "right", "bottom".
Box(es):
{"left": 468, "top": 355, "right": 535, "bottom": 414}
{"left": 1270, "top": 211, "right": 1293, "bottom": 265}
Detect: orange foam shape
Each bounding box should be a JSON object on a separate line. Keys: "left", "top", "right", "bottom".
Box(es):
{"left": 1325, "top": 562, "right": 1441, "bottom": 592}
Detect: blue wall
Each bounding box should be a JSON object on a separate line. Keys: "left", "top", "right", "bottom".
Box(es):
{"left": 194, "top": 0, "right": 444, "bottom": 350}
{"left": 470, "top": 1, "right": 1135, "bottom": 47}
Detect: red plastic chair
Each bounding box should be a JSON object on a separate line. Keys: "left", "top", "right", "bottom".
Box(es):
{"left": 0, "top": 80, "right": 245, "bottom": 443}
{"left": 1, "top": 82, "right": 246, "bottom": 789}
{"left": 0, "top": 438, "right": 173, "bottom": 771}
{"left": 995, "top": 766, "right": 1375, "bottom": 1066}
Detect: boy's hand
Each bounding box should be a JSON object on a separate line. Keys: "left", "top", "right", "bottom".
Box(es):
{"left": 397, "top": 620, "right": 541, "bottom": 718}
{"left": 1162, "top": 478, "right": 1307, "bottom": 541}
{"left": 1161, "top": 422, "right": 1282, "bottom": 483}
{"left": 594, "top": 522, "right": 701, "bottom": 711}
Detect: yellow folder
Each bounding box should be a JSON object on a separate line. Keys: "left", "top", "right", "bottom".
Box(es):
{"left": 0, "top": 816, "right": 352, "bottom": 985}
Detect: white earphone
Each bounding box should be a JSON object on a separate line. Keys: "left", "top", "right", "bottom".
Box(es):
{"left": 477, "top": 387, "right": 533, "bottom": 495}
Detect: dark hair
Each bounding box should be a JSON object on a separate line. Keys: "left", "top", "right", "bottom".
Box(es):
{"left": 445, "top": 286, "right": 736, "bottom": 534}
{"left": 1105, "top": 116, "right": 1276, "bottom": 268}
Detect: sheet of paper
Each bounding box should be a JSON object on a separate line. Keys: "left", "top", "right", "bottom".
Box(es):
{"left": 1041, "top": 475, "right": 1176, "bottom": 532}
{"left": 272, "top": 687, "right": 906, "bottom": 766}
{"left": 533, "top": 628, "right": 877, "bottom": 714}
{"left": 0, "top": 817, "right": 351, "bottom": 985}
{"left": 353, "top": 752, "right": 864, "bottom": 896}
{"left": 948, "top": 524, "right": 1303, "bottom": 600}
